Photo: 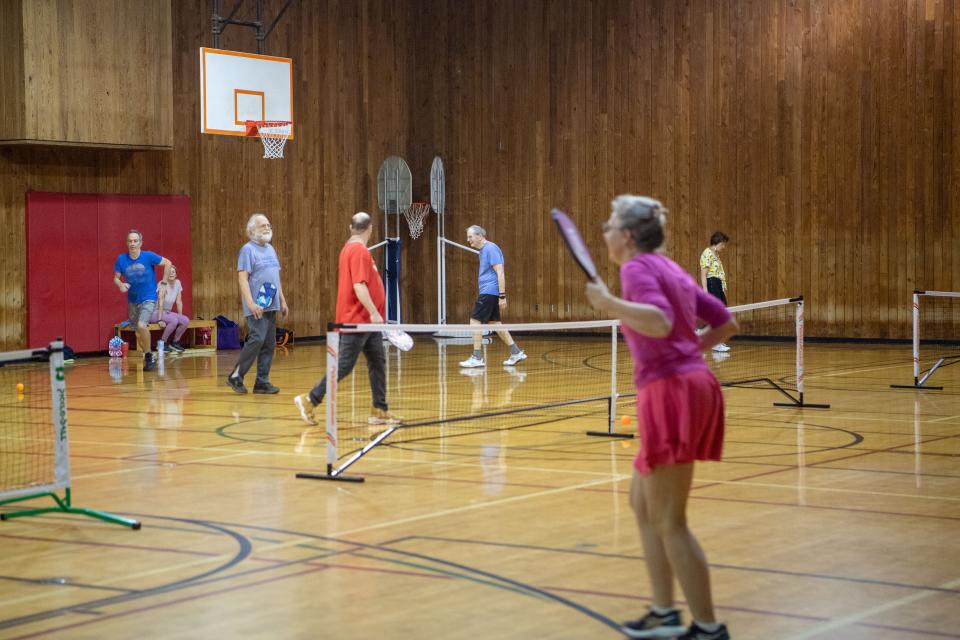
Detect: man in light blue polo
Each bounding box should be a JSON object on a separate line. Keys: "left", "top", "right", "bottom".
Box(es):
{"left": 113, "top": 229, "right": 173, "bottom": 372}
{"left": 459, "top": 225, "right": 525, "bottom": 368}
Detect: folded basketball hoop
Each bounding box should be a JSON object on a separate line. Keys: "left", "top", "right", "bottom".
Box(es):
{"left": 245, "top": 120, "right": 291, "bottom": 159}
{"left": 403, "top": 202, "right": 431, "bottom": 239}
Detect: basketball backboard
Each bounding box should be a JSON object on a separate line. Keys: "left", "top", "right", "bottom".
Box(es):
{"left": 200, "top": 47, "right": 293, "bottom": 137}
{"left": 377, "top": 156, "right": 412, "bottom": 215}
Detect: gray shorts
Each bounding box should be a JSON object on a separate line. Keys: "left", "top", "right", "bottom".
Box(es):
{"left": 128, "top": 300, "right": 156, "bottom": 327}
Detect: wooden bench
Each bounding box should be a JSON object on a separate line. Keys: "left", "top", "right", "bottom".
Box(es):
{"left": 116, "top": 319, "right": 217, "bottom": 353}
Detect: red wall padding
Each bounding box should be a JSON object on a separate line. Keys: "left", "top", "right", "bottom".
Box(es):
{"left": 26, "top": 193, "right": 192, "bottom": 352}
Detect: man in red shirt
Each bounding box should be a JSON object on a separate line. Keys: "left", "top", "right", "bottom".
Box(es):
{"left": 294, "top": 212, "right": 400, "bottom": 426}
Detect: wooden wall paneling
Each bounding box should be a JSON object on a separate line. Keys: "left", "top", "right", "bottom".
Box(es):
{"left": 952, "top": 0, "right": 960, "bottom": 295}
{"left": 4, "top": 0, "right": 960, "bottom": 349}
{"left": 860, "top": 1, "right": 879, "bottom": 336}
{"left": 898, "top": 1, "right": 917, "bottom": 333}
{"left": 166, "top": 0, "right": 416, "bottom": 336}
{"left": 0, "top": 0, "right": 25, "bottom": 141}
{"left": 17, "top": 0, "right": 173, "bottom": 148}
{"left": 1, "top": 144, "right": 170, "bottom": 350}
{"left": 873, "top": 1, "right": 894, "bottom": 336}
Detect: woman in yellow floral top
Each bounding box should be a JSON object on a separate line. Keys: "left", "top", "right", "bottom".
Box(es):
{"left": 700, "top": 232, "right": 730, "bottom": 352}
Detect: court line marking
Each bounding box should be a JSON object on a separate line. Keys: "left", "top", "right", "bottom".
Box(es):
{"left": 73, "top": 451, "right": 260, "bottom": 480}
{"left": 331, "top": 474, "right": 627, "bottom": 536}
{"left": 928, "top": 413, "right": 960, "bottom": 423}
{"left": 785, "top": 575, "right": 960, "bottom": 639}
{"left": 68, "top": 438, "right": 633, "bottom": 480}
{"left": 804, "top": 362, "right": 915, "bottom": 379}
{"left": 70, "top": 436, "right": 960, "bottom": 502}
{"left": 691, "top": 477, "right": 960, "bottom": 502}
{"left": 0, "top": 474, "right": 629, "bottom": 611}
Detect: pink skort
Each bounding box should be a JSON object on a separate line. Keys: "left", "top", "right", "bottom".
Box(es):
{"left": 634, "top": 367, "right": 725, "bottom": 474}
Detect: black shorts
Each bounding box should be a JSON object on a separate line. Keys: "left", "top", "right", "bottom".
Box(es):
{"left": 706, "top": 277, "right": 727, "bottom": 306}
{"left": 471, "top": 294, "right": 501, "bottom": 322}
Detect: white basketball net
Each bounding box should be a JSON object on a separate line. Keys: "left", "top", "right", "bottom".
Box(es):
{"left": 253, "top": 121, "right": 291, "bottom": 159}
{"left": 404, "top": 203, "right": 431, "bottom": 239}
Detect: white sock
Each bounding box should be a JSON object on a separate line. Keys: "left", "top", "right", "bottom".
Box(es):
{"left": 695, "top": 620, "right": 722, "bottom": 632}
{"left": 650, "top": 604, "right": 677, "bottom": 616}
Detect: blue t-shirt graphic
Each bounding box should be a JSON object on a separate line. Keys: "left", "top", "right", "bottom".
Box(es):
{"left": 114, "top": 251, "right": 162, "bottom": 304}
{"left": 478, "top": 242, "right": 504, "bottom": 296}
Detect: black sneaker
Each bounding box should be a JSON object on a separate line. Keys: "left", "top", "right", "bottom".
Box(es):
{"left": 621, "top": 608, "right": 685, "bottom": 638}
{"left": 677, "top": 622, "right": 730, "bottom": 640}
{"left": 169, "top": 341, "right": 185, "bottom": 353}
{"left": 143, "top": 352, "right": 157, "bottom": 372}
{"left": 253, "top": 382, "right": 280, "bottom": 394}
{"left": 226, "top": 375, "right": 247, "bottom": 394}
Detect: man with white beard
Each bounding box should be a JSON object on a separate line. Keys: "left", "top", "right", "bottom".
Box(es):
{"left": 226, "top": 213, "right": 289, "bottom": 394}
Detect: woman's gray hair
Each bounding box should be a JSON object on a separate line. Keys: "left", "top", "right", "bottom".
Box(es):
{"left": 611, "top": 195, "right": 668, "bottom": 252}
{"left": 466, "top": 225, "right": 486, "bottom": 237}
{"left": 246, "top": 213, "right": 267, "bottom": 240}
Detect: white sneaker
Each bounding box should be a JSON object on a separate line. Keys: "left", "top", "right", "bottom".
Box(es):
{"left": 293, "top": 394, "right": 317, "bottom": 426}
{"left": 712, "top": 343, "right": 731, "bottom": 352}
{"left": 460, "top": 355, "right": 485, "bottom": 368}
{"left": 502, "top": 351, "right": 527, "bottom": 366}
{"left": 711, "top": 351, "right": 731, "bottom": 363}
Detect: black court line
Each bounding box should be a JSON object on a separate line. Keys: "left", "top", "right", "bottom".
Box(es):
{"left": 0, "top": 516, "right": 621, "bottom": 637}
{"left": 0, "top": 575, "right": 135, "bottom": 594}
{"left": 0, "top": 518, "right": 253, "bottom": 633}
{"left": 382, "top": 535, "right": 960, "bottom": 595}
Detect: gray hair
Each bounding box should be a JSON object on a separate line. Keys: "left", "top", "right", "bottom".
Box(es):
{"left": 246, "top": 213, "right": 268, "bottom": 240}
{"left": 611, "top": 195, "right": 668, "bottom": 252}
{"left": 466, "top": 225, "right": 486, "bottom": 237}
{"left": 351, "top": 211, "right": 372, "bottom": 232}
{"left": 127, "top": 228, "right": 143, "bottom": 241}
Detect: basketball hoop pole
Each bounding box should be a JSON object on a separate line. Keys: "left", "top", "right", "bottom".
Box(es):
{"left": 375, "top": 156, "right": 410, "bottom": 325}
{"left": 431, "top": 156, "right": 480, "bottom": 335}
{"left": 211, "top": 0, "right": 295, "bottom": 55}
{"left": 367, "top": 215, "right": 401, "bottom": 323}
{"left": 437, "top": 237, "right": 479, "bottom": 325}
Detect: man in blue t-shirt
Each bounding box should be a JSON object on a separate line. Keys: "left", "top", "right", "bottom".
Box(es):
{"left": 113, "top": 229, "right": 174, "bottom": 372}
{"left": 226, "top": 213, "right": 289, "bottom": 394}
{"left": 459, "top": 225, "right": 525, "bottom": 368}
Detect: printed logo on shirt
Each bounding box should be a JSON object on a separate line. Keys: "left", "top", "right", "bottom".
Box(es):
{"left": 125, "top": 263, "right": 147, "bottom": 283}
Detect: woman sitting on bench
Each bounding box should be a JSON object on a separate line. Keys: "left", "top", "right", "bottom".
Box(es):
{"left": 150, "top": 266, "right": 191, "bottom": 352}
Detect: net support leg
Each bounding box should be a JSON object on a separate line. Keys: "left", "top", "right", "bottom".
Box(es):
{"left": 586, "top": 324, "right": 635, "bottom": 438}
{"left": 891, "top": 293, "right": 947, "bottom": 390}
{"left": 0, "top": 488, "right": 140, "bottom": 529}
{"left": 913, "top": 292, "right": 920, "bottom": 382}
{"left": 891, "top": 357, "right": 946, "bottom": 390}
{"left": 296, "top": 331, "right": 365, "bottom": 483}
{"left": 300, "top": 425, "right": 399, "bottom": 481}
{"left": 772, "top": 301, "right": 830, "bottom": 408}
{"left": 296, "top": 464, "right": 366, "bottom": 483}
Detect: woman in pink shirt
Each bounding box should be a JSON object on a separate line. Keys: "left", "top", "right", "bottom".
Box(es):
{"left": 586, "top": 195, "right": 738, "bottom": 640}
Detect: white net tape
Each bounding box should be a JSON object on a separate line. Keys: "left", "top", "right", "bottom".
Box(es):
{"left": 404, "top": 203, "right": 431, "bottom": 239}
{"left": 254, "top": 122, "right": 291, "bottom": 159}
